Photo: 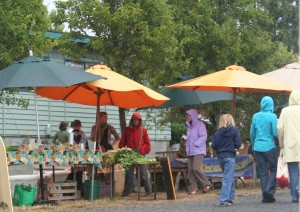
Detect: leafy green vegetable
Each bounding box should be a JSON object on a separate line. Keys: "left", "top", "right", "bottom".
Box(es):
{"left": 102, "top": 148, "right": 156, "bottom": 172}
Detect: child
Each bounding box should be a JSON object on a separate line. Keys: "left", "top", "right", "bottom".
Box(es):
{"left": 73, "top": 119, "right": 89, "bottom": 150}
{"left": 211, "top": 114, "right": 241, "bottom": 207}
{"left": 52, "top": 121, "right": 69, "bottom": 145}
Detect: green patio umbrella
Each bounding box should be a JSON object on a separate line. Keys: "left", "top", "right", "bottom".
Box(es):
{"left": 0, "top": 52, "right": 103, "bottom": 141}
{"left": 145, "top": 88, "right": 241, "bottom": 109}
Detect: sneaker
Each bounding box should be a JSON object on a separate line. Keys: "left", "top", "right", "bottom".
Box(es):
{"left": 292, "top": 200, "right": 299, "bottom": 203}
{"left": 219, "top": 202, "right": 231, "bottom": 207}
{"left": 263, "top": 192, "right": 276, "bottom": 203}
{"left": 228, "top": 200, "right": 234, "bottom": 204}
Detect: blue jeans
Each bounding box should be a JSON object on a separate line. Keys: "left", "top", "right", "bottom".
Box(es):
{"left": 288, "top": 162, "right": 299, "bottom": 202}
{"left": 218, "top": 157, "right": 235, "bottom": 204}
{"left": 255, "top": 148, "right": 277, "bottom": 199}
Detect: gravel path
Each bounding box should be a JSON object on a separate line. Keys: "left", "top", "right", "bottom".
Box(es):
{"left": 70, "top": 191, "right": 299, "bottom": 212}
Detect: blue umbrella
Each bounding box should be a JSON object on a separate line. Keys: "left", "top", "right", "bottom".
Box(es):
{"left": 151, "top": 88, "right": 241, "bottom": 109}
{"left": 0, "top": 52, "right": 104, "bottom": 141}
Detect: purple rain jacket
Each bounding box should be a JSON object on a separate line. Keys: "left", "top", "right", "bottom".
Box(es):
{"left": 185, "top": 109, "right": 208, "bottom": 156}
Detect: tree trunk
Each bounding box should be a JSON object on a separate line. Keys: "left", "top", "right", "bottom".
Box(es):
{"left": 118, "top": 107, "right": 127, "bottom": 134}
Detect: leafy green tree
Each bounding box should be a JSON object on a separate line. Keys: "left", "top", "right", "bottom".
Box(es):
{"left": 0, "top": 0, "right": 53, "bottom": 108}
{"left": 54, "top": 0, "right": 186, "bottom": 132}
{"left": 164, "top": 0, "right": 296, "bottom": 141}
{"left": 257, "top": 0, "right": 299, "bottom": 53}
{"left": 0, "top": 0, "right": 52, "bottom": 68}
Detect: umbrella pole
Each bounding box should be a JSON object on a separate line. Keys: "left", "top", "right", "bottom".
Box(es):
{"left": 232, "top": 88, "right": 236, "bottom": 119}
{"left": 34, "top": 87, "right": 41, "bottom": 143}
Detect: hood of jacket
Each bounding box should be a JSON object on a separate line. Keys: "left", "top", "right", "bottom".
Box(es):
{"left": 185, "top": 109, "right": 199, "bottom": 126}
{"left": 260, "top": 96, "right": 274, "bottom": 112}
{"left": 129, "top": 112, "right": 142, "bottom": 128}
{"left": 289, "top": 90, "right": 300, "bottom": 106}
{"left": 219, "top": 125, "right": 236, "bottom": 137}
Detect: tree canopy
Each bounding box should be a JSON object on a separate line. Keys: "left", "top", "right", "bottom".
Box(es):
{"left": 0, "top": 0, "right": 53, "bottom": 107}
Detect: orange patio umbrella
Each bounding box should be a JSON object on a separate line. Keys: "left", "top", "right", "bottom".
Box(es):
{"left": 168, "top": 65, "right": 293, "bottom": 118}
{"left": 37, "top": 64, "right": 169, "bottom": 146}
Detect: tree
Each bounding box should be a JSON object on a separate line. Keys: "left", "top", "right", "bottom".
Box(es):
{"left": 257, "top": 0, "right": 299, "bottom": 53}
{"left": 163, "top": 0, "right": 296, "bottom": 141}
{"left": 0, "top": 0, "right": 53, "bottom": 108}
{"left": 0, "top": 0, "right": 52, "bottom": 68}
{"left": 54, "top": 0, "right": 186, "bottom": 132}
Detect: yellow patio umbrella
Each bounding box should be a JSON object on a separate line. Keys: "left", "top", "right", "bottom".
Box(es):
{"left": 168, "top": 65, "right": 293, "bottom": 118}
{"left": 37, "top": 64, "right": 169, "bottom": 146}
{"left": 37, "top": 64, "right": 168, "bottom": 108}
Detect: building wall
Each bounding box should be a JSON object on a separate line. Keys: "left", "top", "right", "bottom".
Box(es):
{"left": 0, "top": 91, "right": 171, "bottom": 145}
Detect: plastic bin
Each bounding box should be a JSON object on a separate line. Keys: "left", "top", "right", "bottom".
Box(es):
{"left": 84, "top": 180, "right": 100, "bottom": 200}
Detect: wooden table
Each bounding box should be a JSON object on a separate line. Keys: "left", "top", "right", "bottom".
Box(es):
{"left": 155, "top": 150, "right": 179, "bottom": 157}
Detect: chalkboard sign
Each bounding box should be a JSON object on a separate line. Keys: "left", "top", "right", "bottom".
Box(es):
{"left": 159, "top": 157, "right": 176, "bottom": 200}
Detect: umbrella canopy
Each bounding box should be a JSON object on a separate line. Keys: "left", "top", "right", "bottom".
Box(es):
{"left": 0, "top": 54, "right": 103, "bottom": 141}
{"left": 37, "top": 64, "right": 169, "bottom": 108}
{"left": 262, "top": 61, "right": 300, "bottom": 90}
{"left": 168, "top": 65, "right": 293, "bottom": 117}
{"left": 147, "top": 88, "right": 241, "bottom": 109}
{"left": 0, "top": 55, "right": 101, "bottom": 88}
{"left": 37, "top": 64, "right": 169, "bottom": 148}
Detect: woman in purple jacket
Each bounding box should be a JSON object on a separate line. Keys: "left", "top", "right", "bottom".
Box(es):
{"left": 185, "top": 109, "right": 212, "bottom": 194}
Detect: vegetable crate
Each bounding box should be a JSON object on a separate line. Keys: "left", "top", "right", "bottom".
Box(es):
{"left": 47, "top": 180, "right": 77, "bottom": 201}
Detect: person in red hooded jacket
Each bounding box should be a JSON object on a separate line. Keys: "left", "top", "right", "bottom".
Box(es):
{"left": 119, "top": 112, "right": 153, "bottom": 197}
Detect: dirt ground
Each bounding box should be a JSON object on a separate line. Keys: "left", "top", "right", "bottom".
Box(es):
{"left": 10, "top": 179, "right": 288, "bottom": 212}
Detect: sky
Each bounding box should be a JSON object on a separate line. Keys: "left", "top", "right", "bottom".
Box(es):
{"left": 43, "top": 0, "right": 57, "bottom": 12}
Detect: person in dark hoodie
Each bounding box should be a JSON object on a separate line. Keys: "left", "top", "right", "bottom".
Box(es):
{"left": 119, "top": 112, "right": 153, "bottom": 197}
{"left": 250, "top": 96, "right": 278, "bottom": 203}
{"left": 212, "top": 114, "right": 241, "bottom": 207}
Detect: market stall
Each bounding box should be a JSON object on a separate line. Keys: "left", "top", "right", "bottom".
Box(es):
{"left": 6, "top": 145, "right": 101, "bottom": 202}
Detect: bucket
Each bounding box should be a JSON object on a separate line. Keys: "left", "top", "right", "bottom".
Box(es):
{"left": 84, "top": 180, "right": 100, "bottom": 200}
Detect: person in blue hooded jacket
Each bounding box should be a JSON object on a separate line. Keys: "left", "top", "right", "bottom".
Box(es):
{"left": 212, "top": 114, "right": 241, "bottom": 207}
{"left": 250, "top": 96, "right": 278, "bottom": 203}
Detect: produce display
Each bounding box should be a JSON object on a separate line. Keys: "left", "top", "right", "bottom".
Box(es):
{"left": 6, "top": 144, "right": 82, "bottom": 153}
{"left": 102, "top": 148, "right": 156, "bottom": 171}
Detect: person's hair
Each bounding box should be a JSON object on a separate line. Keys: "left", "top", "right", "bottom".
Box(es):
{"left": 73, "top": 119, "right": 81, "bottom": 127}
{"left": 218, "top": 114, "right": 235, "bottom": 129}
{"left": 100, "top": 112, "right": 107, "bottom": 117}
{"left": 59, "top": 121, "right": 68, "bottom": 131}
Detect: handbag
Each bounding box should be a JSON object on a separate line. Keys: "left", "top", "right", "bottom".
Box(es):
{"left": 13, "top": 184, "right": 36, "bottom": 206}
{"left": 276, "top": 148, "right": 289, "bottom": 188}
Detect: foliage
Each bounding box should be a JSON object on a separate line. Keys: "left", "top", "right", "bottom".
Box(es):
{"left": 0, "top": 0, "right": 52, "bottom": 69}
{"left": 51, "top": 0, "right": 297, "bottom": 140}
{"left": 102, "top": 148, "right": 156, "bottom": 171}
{"left": 0, "top": 0, "right": 53, "bottom": 108}
{"left": 0, "top": 89, "right": 29, "bottom": 108}
{"left": 258, "top": 0, "right": 299, "bottom": 53}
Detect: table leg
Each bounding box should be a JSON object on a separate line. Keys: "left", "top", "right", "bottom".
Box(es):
{"left": 52, "top": 166, "right": 55, "bottom": 182}
{"left": 91, "top": 165, "right": 94, "bottom": 200}
{"left": 39, "top": 164, "right": 44, "bottom": 201}
{"left": 110, "top": 165, "right": 115, "bottom": 199}
{"left": 182, "top": 171, "right": 189, "bottom": 192}
{"left": 154, "top": 165, "right": 157, "bottom": 200}
{"left": 138, "top": 165, "right": 141, "bottom": 201}
{"left": 175, "top": 172, "right": 181, "bottom": 192}
{"left": 73, "top": 165, "right": 76, "bottom": 181}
